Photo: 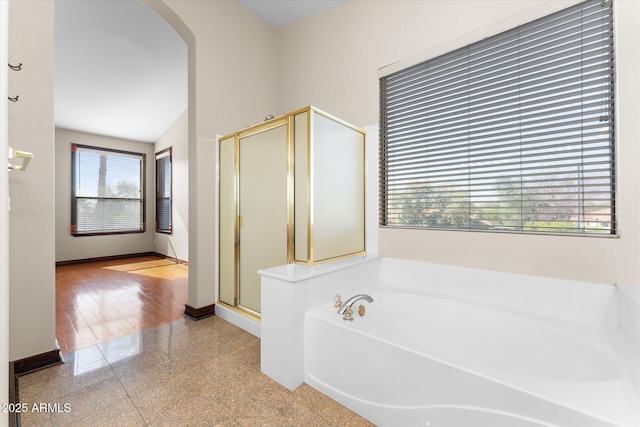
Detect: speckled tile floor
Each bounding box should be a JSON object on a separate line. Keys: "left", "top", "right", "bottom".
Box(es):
{"left": 18, "top": 315, "right": 373, "bottom": 427}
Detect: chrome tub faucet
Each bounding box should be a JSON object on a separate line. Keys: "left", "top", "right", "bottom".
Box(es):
{"left": 337, "top": 294, "right": 374, "bottom": 320}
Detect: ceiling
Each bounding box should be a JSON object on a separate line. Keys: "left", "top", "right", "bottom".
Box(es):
{"left": 237, "top": 0, "right": 348, "bottom": 28}
{"left": 55, "top": 0, "right": 187, "bottom": 143}
{"left": 55, "top": 0, "right": 347, "bottom": 144}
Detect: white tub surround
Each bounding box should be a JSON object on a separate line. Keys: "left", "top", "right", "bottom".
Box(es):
{"left": 258, "top": 255, "right": 640, "bottom": 426}
{"left": 616, "top": 284, "right": 640, "bottom": 355}
{"left": 306, "top": 295, "right": 638, "bottom": 426}
{"left": 259, "top": 255, "right": 381, "bottom": 391}
{"left": 301, "top": 258, "right": 640, "bottom": 426}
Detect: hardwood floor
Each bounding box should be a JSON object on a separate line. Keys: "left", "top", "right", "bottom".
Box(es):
{"left": 56, "top": 255, "right": 188, "bottom": 354}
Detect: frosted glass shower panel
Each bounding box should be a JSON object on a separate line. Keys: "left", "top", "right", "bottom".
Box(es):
{"left": 311, "top": 111, "right": 366, "bottom": 262}
{"left": 238, "top": 125, "right": 289, "bottom": 314}
{"left": 218, "top": 136, "right": 236, "bottom": 306}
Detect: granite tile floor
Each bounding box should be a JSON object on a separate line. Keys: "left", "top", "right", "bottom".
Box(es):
{"left": 18, "top": 315, "right": 373, "bottom": 427}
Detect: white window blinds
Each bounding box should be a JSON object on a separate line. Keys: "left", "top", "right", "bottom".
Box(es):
{"left": 71, "top": 144, "right": 146, "bottom": 235}
{"left": 155, "top": 147, "right": 172, "bottom": 234}
{"left": 379, "top": 0, "right": 615, "bottom": 235}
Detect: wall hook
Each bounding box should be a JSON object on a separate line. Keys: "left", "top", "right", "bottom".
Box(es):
{"left": 8, "top": 95, "right": 18, "bottom": 102}
{"left": 8, "top": 62, "right": 22, "bottom": 71}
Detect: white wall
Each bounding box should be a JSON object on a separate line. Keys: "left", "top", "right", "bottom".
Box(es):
{"left": 8, "top": 0, "right": 56, "bottom": 361}
{"left": 154, "top": 108, "right": 189, "bottom": 261}
{"left": 1, "top": 1, "right": 9, "bottom": 423}
{"left": 277, "top": 0, "right": 640, "bottom": 285}
{"left": 55, "top": 128, "right": 156, "bottom": 262}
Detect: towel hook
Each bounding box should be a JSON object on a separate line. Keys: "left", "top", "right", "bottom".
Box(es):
{"left": 8, "top": 95, "right": 18, "bottom": 102}
{"left": 8, "top": 62, "right": 22, "bottom": 71}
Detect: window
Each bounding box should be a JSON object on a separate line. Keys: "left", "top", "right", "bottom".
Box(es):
{"left": 155, "top": 147, "right": 172, "bottom": 234}
{"left": 71, "top": 144, "right": 145, "bottom": 236}
{"left": 379, "top": 0, "right": 615, "bottom": 236}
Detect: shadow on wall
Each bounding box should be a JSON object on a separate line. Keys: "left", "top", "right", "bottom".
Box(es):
{"left": 155, "top": 211, "right": 188, "bottom": 262}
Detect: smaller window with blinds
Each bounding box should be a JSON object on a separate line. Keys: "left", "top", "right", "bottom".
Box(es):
{"left": 155, "top": 147, "right": 172, "bottom": 234}
{"left": 71, "top": 144, "right": 146, "bottom": 236}
{"left": 379, "top": 0, "right": 615, "bottom": 236}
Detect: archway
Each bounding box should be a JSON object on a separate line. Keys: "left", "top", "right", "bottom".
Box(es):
{"left": 141, "top": 1, "right": 205, "bottom": 318}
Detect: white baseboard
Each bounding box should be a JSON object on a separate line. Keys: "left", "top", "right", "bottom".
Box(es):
{"left": 215, "top": 304, "right": 261, "bottom": 338}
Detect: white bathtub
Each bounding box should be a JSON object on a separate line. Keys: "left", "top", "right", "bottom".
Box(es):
{"left": 304, "top": 288, "right": 639, "bottom": 427}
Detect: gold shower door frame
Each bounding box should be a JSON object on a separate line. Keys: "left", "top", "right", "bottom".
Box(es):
{"left": 218, "top": 106, "right": 367, "bottom": 318}
{"left": 218, "top": 117, "right": 294, "bottom": 319}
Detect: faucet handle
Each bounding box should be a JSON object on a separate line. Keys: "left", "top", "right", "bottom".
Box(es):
{"left": 342, "top": 306, "right": 354, "bottom": 321}
{"left": 334, "top": 293, "right": 342, "bottom": 308}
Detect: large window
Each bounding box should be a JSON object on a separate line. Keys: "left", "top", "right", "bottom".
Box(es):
{"left": 71, "top": 144, "right": 146, "bottom": 236}
{"left": 155, "top": 147, "right": 172, "bottom": 234}
{"left": 379, "top": 0, "right": 615, "bottom": 236}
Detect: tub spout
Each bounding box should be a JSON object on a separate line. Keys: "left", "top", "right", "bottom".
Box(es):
{"left": 337, "top": 294, "right": 374, "bottom": 316}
